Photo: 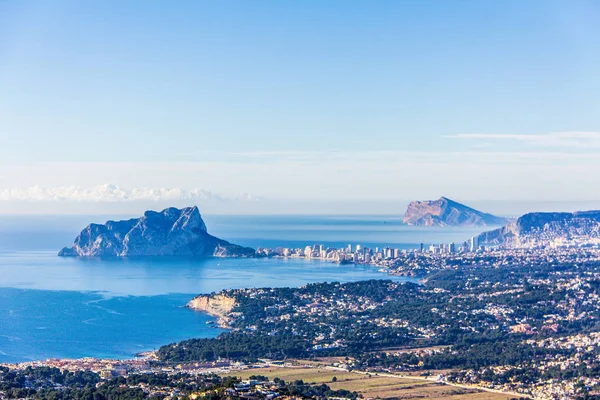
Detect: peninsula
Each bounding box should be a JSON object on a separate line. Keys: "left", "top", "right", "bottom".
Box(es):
{"left": 477, "top": 209, "right": 600, "bottom": 247}
{"left": 403, "top": 196, "right": 508, "bottom": 227}
{"left": 58, "top": 206, "right": 255, "bottom": 257}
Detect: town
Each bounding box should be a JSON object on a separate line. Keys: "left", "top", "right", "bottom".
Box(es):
{"left": 256, "top": 235, "right": 484, "bottom": 265}
{"left": 0, "top": 358, "right": 358, "bottom": 399}
{"left": 157, "top": 247, "right": 600, "bottom": 400}
{"left": 5, "top": 244, "right": 600, "bottom": 399}
{"left": 256, "top": 238, "right": 600, "bottom": 278}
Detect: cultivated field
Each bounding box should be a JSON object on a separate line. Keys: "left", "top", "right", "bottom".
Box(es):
{"left": 222, "top": 366, "right": 518, "bottom": 399}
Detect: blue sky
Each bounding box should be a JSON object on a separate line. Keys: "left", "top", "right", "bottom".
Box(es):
{"left": 1, "top": 1, "right": 599, "bottom": 214}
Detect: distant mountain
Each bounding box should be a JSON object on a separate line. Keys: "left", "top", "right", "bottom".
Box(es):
{"left": 403, "top": 197, "right": 509, "bottom": 227}
{"left": 477, "top": 210, "right": 600, "bottom": 248}
{"left": 59, "top": 206, "right": 255, "bottom": 257}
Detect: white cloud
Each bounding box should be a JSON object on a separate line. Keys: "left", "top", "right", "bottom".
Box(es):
{"left": 0, "top": 184, "right": 259, "bottom": 202}
{"left": 450, "top": 131, "right": 600, "bottom": 148}
{"left": 2, "top": 149, "right": 600, "bottom": 213}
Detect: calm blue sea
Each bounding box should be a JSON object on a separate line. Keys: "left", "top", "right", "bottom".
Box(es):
{"left": 0, "top": 215, "right": 489, "bottom": 363}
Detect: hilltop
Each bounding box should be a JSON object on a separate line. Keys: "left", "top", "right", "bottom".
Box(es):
{"left": 477, "top": 209, "right": 600, "bottom": 247}
{"left": 403, "top": 197, "right": 508, "bottom": 227}
{"left": 58, "top": 206, "right": 255, "bottom": 257}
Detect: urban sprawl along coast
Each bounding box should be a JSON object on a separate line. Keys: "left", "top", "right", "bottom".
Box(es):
{"left": 6, "top": 207, "right": 600, "bottom": 399}
{"left": 256, "top": 234, "right": 600, "bottom": 278}
{"left": 6, "top": 237, "right": 600, "bottom": 399}
{"left": 257, "top": 236, "right": 481, "bottom": 265}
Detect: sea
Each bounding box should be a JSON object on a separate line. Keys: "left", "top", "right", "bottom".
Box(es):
{"left": 0, "top": 214, "right": 488, "bottom": 363}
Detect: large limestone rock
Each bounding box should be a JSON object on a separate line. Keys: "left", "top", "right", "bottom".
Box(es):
{"left": 403, "top": 197, "right": 508, "bottom": 227}
{"left": 58, "top": 206, "right": 255, "bottom": 257}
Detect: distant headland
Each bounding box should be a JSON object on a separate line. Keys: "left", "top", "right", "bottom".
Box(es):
{"left": 58, "top": 206, "right": 255, "bottom": 257}
{"left": 403, "top": 196, "right": 509, "bottom": 227}
{"left": 477, "top": 209, "right": 600, "bottom": 248}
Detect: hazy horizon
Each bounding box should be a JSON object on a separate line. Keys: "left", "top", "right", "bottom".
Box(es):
{"left": 1, "top": 198, "right": 600, "bottom": 218}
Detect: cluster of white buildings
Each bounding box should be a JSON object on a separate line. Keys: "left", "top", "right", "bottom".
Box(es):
{"left": 257, "top": 236, "right": 486, "bottom": 265}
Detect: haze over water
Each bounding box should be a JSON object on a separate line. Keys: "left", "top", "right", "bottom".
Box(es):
{"left": 0, "top": 215, "right": 488, "bottom": 363}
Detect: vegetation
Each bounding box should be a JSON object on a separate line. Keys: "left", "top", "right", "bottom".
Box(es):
{"left": 0, "top": 367, "right": 356, "bottom": 400}
{"left": 156, "top": 259, "right": 600, "bottom": 397}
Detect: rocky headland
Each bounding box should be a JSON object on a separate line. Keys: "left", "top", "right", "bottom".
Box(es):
{"left": 477, "top": 210, "right": 600, "bottom": 247}
{"left": 58, "top": 206, "right": 255, "bottom": 257}
{"left": 403, "top": 196, "right": 508, "bottom": 227}
{"left": 186, "top": 294, "right": 237, "bottom": 328}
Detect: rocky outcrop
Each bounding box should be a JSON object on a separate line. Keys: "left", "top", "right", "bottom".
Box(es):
{"left": 403, "top": 197, "right": 508, "bottom": 227}
{"left": 477, "top": 210, "right": 600, "bottom": 247}
{"left": 58, "top": 206, "right": 255, "bottom": 257}
{"left": 187, "top": 294, "right": 237, "bottom": 328}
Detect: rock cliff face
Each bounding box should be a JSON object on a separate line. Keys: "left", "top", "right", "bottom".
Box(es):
{"left": 477, "top": 210, "right": 600, "bottom": 247}
{"left": 58, "top": 206, "right": 255, "bottom": 257}
{"left": 187, "top": 294, "right": 237, "bottom": 328}
{"left": 403, "top": 197, "right": 508, "bottom": 227}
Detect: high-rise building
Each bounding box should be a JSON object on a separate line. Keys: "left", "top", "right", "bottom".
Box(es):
{"left": 470, "top": 236, "right": 478, "bottom": 252}
{"left": 304, "top": 245, "right": 313, "bottom": 257}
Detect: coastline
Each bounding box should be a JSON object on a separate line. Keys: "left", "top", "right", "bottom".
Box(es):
{"left": 186, "top": 294, "right": 237, "bottom": 329}
{"left": 0, "top": 252, "right": 411, "bottom": 364}
{"left": 267, "top": 254, "right": 424, "bottom": 282}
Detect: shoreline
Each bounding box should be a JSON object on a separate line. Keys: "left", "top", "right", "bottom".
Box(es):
{"left": 186, "top": 294, "right": 237, "bottom": 329}
{"left": 0, "top": 255, "right": 412, "bottom": 365}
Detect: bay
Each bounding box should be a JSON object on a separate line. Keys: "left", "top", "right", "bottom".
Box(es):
{"left": 0, "top": 214, "right": 489, "bottom": 363}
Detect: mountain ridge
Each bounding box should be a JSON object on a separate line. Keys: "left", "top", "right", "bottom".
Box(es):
{"left": 477, "top": 210, "right": 600, "bottom": 247}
